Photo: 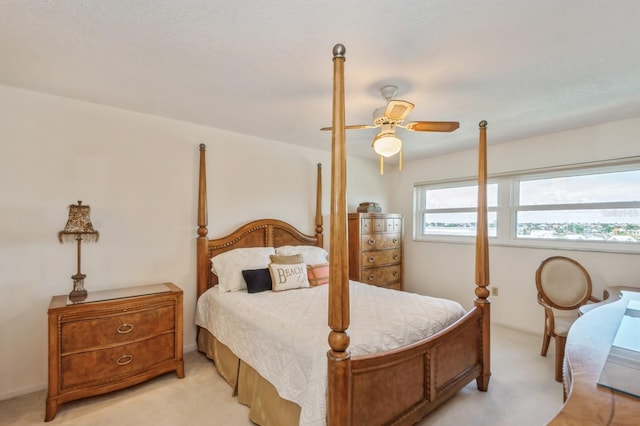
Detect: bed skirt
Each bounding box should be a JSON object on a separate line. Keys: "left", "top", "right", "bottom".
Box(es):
{"left": 197, "top": 329, "right": 302, "bottom": 425}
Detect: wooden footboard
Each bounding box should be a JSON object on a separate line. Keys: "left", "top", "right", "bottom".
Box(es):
{"left": 350, "top": 307, "right": 485, "bottom": 425}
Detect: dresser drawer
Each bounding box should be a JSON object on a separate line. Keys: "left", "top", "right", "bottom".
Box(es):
{"left": 385, "top": 218, "right": 402, "bottom": 233}
{"left": 360, "top": 248, "right": 401, "bottom": 267}
{"left": 380, "top": 281, "right": 402, "bottom": 291}
{"left": 362, "top": 217, "right": 402, "bottom": 234}
{"left": 361, "top": 218, "right": 386, "bottom": 234}
{"left": 60, "top": 332, "right": 175, "bottom": 389}
{"left": 360, "top": 265, "right": 402, "bottom": 286}
{"left": 61, "top": 304, "right": 175, "bottom": 353}
{"left": 361, "top": 233, "right": 401, "bottom": 251}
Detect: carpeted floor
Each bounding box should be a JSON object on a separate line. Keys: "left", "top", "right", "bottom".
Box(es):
{"left": 0, "top": 324, "right": 563, "bottom": 425}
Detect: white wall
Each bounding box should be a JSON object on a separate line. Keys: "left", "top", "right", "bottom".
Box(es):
{"left": 4, "top": 81, "right": 638, "bottom": 400}
{"left": 0, "top": 85, "right": 387, "bottom": 400}
{"left": 391, "top": 117, "right": 640, "bottom": 334}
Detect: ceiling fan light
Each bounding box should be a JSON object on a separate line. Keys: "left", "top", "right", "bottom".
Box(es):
{"left": 373, "top": 132, "right": 402, "bottom": 157}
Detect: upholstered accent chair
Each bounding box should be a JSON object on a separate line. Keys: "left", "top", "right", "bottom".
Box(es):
{"left": 535, "top": 256, "right": 599, "bottom": 382}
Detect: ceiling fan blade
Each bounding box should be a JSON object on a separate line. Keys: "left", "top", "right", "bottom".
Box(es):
{"left": 403, "top": 121, "right": 460, "bottom": 132}
{"left": 320, "top": 124, "right": 377, "bottom": 131}
{"left": 384, "top": 100, "right": 414, "bottom": 122}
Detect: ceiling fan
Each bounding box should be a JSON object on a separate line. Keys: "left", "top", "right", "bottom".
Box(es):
{"left": 321, "top": 85, "right": 459, "bottom": 174}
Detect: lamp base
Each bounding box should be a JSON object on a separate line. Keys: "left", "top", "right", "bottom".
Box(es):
{"left": 69, "top": 289, "right": 88, "bottom": 303}
{"left": 69, "top": 273, "right": 88, "bottom": 303}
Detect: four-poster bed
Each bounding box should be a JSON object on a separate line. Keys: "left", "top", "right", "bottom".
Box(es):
{"left": 195, "top": 44, "right": 490, "bottom": 425}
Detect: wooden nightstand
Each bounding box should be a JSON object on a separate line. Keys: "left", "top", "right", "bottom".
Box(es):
{"left": 45, "top": 282, "right": 184, "bottom": 421}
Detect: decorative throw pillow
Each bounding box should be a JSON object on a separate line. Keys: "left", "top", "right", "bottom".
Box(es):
{"left": 307, "top": 263, "right": 329, "bottom": 286}
{"left": 270, "top": 254, "right": 303, "bottom": 264}
{"left": 275, "top": 245, "right": 329, "bottom": 264}
{"left": 269, "top": 262, "right": 310, "bottom": 292}
{"left": 242, "top": 268, "right": 272, "bottom": 293}
{"left": 212, "top": 247, "right": 275, "bottom": 292}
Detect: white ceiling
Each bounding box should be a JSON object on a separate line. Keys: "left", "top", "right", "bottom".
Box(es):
{"left": 2, "top": 1, "right": 640, "bottom": 162}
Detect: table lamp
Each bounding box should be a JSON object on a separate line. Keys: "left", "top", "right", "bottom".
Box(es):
{"left": 58, "top": 201, "right": 99, "bottom": 302}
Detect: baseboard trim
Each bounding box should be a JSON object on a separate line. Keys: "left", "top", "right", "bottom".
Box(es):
{"left": 0, "top": 381, "right": 47, "bottom": 401}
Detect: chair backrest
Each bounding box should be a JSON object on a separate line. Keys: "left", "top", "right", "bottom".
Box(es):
{"left": 536, "top": 256, "right": 592, "bottom": 310}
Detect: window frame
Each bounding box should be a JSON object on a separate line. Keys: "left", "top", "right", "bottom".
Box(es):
{"left": 414, "top": 179, "right": 499, "bottom": 243}
{"left": 413, "top": 158, "right": 640, "bottom": 253}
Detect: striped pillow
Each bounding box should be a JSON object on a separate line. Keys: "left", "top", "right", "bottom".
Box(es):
{"left": 307, "top": 263, "right": 329, "bottom": 286}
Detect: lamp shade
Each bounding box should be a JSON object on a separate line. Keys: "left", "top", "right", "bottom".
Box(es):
{"left": 58, "top": 201, "right": 99, "bottom": 243}
{"left": 372, "top": 132, "right": 402, "bottom": 157}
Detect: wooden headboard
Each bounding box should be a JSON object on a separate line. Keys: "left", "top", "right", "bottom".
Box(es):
{"left": 195, "top": 144, "right": 324, "bottom": 298}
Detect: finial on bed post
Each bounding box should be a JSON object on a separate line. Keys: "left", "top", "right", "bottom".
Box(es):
{"left": 316, "top": 163, "right": 324, "bottom": 248}
{"left": 327, "top": 43, "right": 352, "bottom": 426}
{"left": 474, "top": 120, "right": 491, "bottom": 392}
{"left": 197, "top": 143, "right": 210, "bottom": 298}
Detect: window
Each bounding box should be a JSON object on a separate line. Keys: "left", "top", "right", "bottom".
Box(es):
{"left": 416, "top": 182, "right": 498, "bottom": 238}
{"left": 515, "top": 170, "right": 640, "bottom": 243}
{"left": 414, "top": 161, "right": 640, "bottom": 252}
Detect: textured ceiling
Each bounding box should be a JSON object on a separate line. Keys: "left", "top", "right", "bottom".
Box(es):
{"left": 2, "top": 1, "right": 640, "bottom": 162}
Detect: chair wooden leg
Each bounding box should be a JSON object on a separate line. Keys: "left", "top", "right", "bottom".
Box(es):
{"left": 541, "top": 333, "right": 551, "bottom": 357}
{"left": 541, "top": 317, "right": 551, "bottom": 356}
{"left": 555, "top": 335, "right": 567, "bottom": 382}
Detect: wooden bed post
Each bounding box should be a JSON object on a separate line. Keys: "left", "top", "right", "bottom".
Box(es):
{"left": 474, "top": 121, "right": 491, "bottom": 391}
{"left": 327, "top": 43, "right": 352, "bottom": 426}
{"left": 197, "top": 144, "right": 210, "bottom": 299}
{"left": 316, "top": 163, "right": 324, "bottom": 248}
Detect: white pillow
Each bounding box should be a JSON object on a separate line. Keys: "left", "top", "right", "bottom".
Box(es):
{"left": 275, "top": 245, "right": 328, "bottom": 265}
{"left": 212, "top": 247, "right": 275, "bottom": 292}
{"left": 269, "top": 262, "right": 310, "bottom": 291}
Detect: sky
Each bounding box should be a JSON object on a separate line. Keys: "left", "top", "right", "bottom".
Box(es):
{"left": 425, "top": 170, "right": 640, "bottom": 224}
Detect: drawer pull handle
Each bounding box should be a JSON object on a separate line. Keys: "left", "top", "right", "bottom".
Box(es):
{"left": 368, "top": 239, "right": 376, "bottom": 245}
{"left": 368, "top": 256, "right": 375, "bottom": 263}
{"left": 368, "top": 274, "right": 375, "bottom": 281}
{"left": 393, "top": 254, "right": 399, "bottom": 260}
{"left": 117, "top": 323, "right": 134, "bottom": 334}
{"left": 393, "top": 238, "right": 398, "bottom": 244}
{"left": 116, "top": 354, "right": 133, "bottom": 366}
{"left": 393, "top": 271, "right": 398, "bottom": 276}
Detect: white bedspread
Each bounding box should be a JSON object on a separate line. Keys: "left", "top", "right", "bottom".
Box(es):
{"left": 195, "top": 281, "right": 465, "bottom": 426}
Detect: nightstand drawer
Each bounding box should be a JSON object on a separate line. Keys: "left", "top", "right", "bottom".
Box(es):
{"left": 360, "top": 248, "right": 401, "bottom": 267}
{"left": 60, "top": 332, "right": 175, "bottom": 389}
{"left": 61, "top": 304, "right": 175, "bottom": 353}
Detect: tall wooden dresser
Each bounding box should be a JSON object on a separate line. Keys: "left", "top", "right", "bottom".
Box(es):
{"left": 348, "top": 212, "right": 403, "bottom": 290}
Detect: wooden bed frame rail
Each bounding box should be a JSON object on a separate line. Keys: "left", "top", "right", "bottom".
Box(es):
{"left": 351, "top": 307, "right": 484, "bottom": 425}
